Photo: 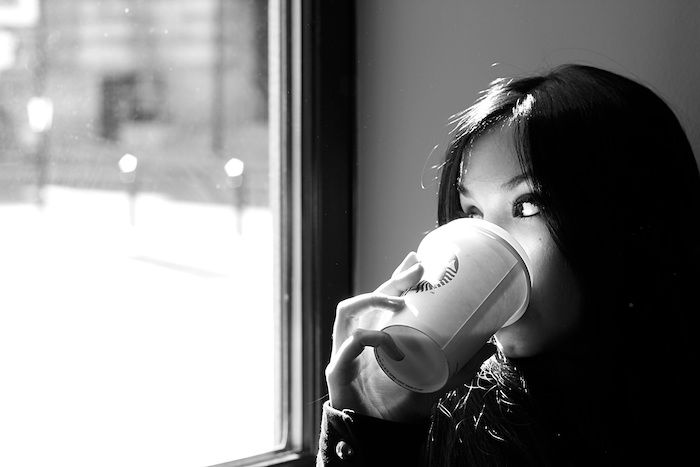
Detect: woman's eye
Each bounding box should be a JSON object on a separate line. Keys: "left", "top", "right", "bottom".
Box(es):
{"left": 513, "top": 195, "right": 541, "bottom": 218}
{"left": 461, "top": 206, "right": 483, "bottom": 219}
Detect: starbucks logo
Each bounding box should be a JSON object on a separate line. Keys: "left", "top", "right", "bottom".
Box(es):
{"left": 405, "top": 255, "right": 459, "bottom": 294}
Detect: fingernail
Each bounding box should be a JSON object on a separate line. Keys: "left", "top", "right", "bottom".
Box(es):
{"left": 387, "top": 296, "right": 405, "bottom": 307}
{"left": 382, "top": 333, "right": 405, "bottom": 361}
{"left": 390, "top": 345, "right": 405, "bottom": 361}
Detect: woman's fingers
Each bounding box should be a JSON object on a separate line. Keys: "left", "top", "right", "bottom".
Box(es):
{"left": 325, "top": 329, "right": 405, "bottom": 411}
{"left": 375, "top": 262, "right": 424, "bottom": 296}
{"left": 333, "top": 328, "right": 405, "bottom": 368}
{"left": 332, "top": 293, "right": 405, "bottom": 353}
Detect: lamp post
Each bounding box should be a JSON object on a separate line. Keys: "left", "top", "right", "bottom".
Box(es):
{"left": 224, "top": 157, "right": 244, "bottom": 234}
{"left": 118, "top": 153, "right": 139, "bottom": 226}
{"left": 26, "top": 96, "right": 53, "bottom": 207}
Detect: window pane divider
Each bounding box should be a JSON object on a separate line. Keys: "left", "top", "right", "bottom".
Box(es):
{"left": 223, "top": 0, "right": 355, "bottom": 465}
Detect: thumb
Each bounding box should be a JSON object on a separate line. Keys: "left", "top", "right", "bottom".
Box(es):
{"left": 375, "top": 263, "right": 424, "bottom": 296}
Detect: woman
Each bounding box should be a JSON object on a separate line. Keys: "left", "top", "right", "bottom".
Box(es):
{"left": 318, "top": 64, "right": 700, "bottom": 466}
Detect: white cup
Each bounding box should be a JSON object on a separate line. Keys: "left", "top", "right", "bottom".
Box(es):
{"left": 374, "top": 218, "right": 532, "bottom": 393}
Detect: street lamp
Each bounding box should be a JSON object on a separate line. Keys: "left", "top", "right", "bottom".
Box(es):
{"left": 27, "top": 96, "right": 53, "bottom": 132}
{"left": 224, "top": 157, "right": 244, "bottom": 233}
{"left": 118, "top": 153, "right": 139, "bottom": 226}
{"left": 26, "top": 96, "right": 53, "bottom": 206}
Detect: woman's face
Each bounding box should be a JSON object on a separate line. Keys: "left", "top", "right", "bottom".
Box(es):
{"left": 457, "top": 125, "right": 582, "bottom": 357}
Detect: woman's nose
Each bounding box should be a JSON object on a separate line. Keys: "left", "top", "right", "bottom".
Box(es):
{"left": 482, "top": 213, "right": 510, "bottom": 231}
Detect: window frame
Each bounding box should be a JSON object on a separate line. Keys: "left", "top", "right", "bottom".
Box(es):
{"left": 213, "top": 0, "right": 355, "bottom": 466}
{"left": 297, "top": 0, "right": 356, "bottom": 460}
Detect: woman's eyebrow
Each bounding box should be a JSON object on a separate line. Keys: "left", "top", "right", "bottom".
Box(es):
{"left": 500, "top": 173, "right": 530, "bottom": 191}
{"left": 458, "top": 173, "right": 531, "bottom": 196}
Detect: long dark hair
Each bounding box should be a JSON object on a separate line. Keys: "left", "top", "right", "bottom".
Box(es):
{"left": 428, "top": 64, "right": 700, "bottom": 465}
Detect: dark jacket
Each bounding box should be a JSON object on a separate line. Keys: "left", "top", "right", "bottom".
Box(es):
{"left": 316, "top": 401, "right": 429, "bottom": 467}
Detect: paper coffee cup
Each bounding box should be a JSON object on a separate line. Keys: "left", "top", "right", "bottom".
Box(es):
{"left": 374, "top": 218, "right": 532, "bottom": 393}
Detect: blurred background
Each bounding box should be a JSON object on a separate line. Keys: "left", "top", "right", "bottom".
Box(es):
{"left": 0, "top": 1, "right": 276, "bottom": 466}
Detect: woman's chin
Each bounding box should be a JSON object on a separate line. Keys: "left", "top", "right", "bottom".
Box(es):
{"left": 494, "top": 325, "right": 540, "bottom": 358}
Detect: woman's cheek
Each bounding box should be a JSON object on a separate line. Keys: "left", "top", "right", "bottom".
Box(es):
{"left": 512, "top": 226, "right": 548, "bottom": 275}
{"left": 495, "top": 227, "right": 566, "bottom": 357}
{"left": 509, "top": 234, "right": 583, "bottom": 356}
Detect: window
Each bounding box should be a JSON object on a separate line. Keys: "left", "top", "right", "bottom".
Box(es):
{"left": 0, "top": 1, "right": 353, "bottom": 466}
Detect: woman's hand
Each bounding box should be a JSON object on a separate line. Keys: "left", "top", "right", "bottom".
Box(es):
{"left": 325, "top": 252, "right": 496, "bottom": 423}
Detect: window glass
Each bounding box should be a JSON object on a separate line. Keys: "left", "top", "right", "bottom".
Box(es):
{"left": 0, "top": 1, "right": 278, "bottom": 465}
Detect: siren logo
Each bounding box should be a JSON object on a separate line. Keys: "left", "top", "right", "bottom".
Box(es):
{"left": 406, "top": 254, "right": 459, "bottom": 294}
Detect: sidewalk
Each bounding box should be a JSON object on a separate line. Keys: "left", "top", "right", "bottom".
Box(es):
{"left": 0, "top": 186, "right": 279, "bottom": 466}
